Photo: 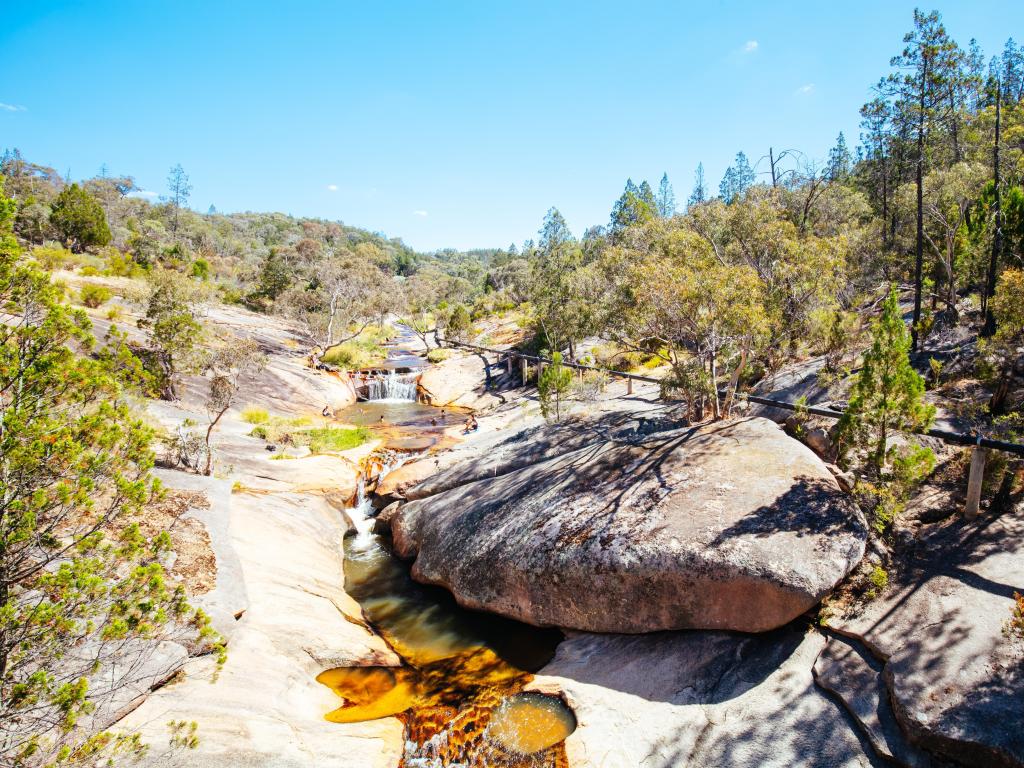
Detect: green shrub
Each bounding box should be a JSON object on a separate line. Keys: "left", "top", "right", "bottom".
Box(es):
{"left": 866, "top": 564, "right": 889, "bottom": 599}
{"left": 32, "top": 244, "right": 73, "bottom": 270}
{"left": 308, "top": 426, "right": 369, "bottom": 453}
{"left": 426, "top": 348, "right": 451, "bottom": 363}
{"left": 247, "top": 415, "right": 315, "bottom": 445}
{"left": 240, "top": 406, "right": 270, "bottom": 424}
{"left": 190, "top": 258, "right": 210, "bottom": 280}
{"left": 322, "top": 341, "right": 379, "bottom": 370}
{"left": 79, "top": 283, "right": 112, "bottom": 308}
{"left": 104, "top": 248, "right": 145, "bottom": 278}
{"left": 79, "top": 265, "right": 100, "bottom": 277}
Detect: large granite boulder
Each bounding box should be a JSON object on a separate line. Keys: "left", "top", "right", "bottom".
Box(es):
{"left": 392, "top": 417, "right": 867, "bottom": 633}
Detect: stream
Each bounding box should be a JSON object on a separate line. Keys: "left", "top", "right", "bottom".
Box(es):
{"left": 317, "top": 328, "right": 577, "bottom": 767}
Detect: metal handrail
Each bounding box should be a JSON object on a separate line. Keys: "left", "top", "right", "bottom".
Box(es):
{"left": 437, "top": 337, "right": 1024, "bottom": 457}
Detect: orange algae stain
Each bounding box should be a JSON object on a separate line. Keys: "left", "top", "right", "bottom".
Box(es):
{"left": 318, "top": 648, "right": 573, "bottom": 767}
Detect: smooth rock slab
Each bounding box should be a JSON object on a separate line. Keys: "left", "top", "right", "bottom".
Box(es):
{"left": 393, "top": 417, "right": 867, "bottom": 633}
{"left": 833, "top": 503, "right": 1024, "bottom": 767}
{"left": 532, "top": 625, "right": 881, "bottom": 768}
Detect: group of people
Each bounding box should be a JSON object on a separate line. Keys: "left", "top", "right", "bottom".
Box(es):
{"left": 325, "top": 403, "right": 479, "bottom": 433}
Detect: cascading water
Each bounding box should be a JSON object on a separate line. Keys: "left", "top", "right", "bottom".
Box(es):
{"left": 367, "top": 371, "right": 419, "bottom": 402}
{"left": 327, "top": 448, "right": 572, "bottom": 768}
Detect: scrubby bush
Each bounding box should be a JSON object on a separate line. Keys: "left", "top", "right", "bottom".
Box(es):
{"left": 240, "top": 406, "right": 270, "bottom": 424}
{"left": 79, "top": 283, "right": 112, "bottom": 308}
{"left": 190, "top": 258, "right": 210, "bottom": 280}
{"left": 322, "top": 342, "right": 378, "bottom": 370}
{"left": 32, "top": 243, "right": 73, "bottom": 270}
{"left": 426, "top": 348, "right": 451, "bottom": 363}
{"left": 308, "top": 426, "right": 369, "bottom": 453}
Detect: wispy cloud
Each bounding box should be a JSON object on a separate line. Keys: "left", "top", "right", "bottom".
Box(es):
{"left": 413, "top": 210, "right": 428, "bottom": 218}
{"left": 132, "top": 190, "right": 159, "bottom": 198}
{"left": 326, "top": 184, "right": 338, "bottom": 191}
{"left": 743, "top": 40, "right": 758, "bottom": 53}
{"left": 0, "top": 102, "right": 27, "bottom": 112}
{"left": 795, "top": 83, "right": 815, "bottom": 95}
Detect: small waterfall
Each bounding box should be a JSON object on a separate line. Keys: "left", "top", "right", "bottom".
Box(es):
{"left": 346, "top": 450, "right": 422, "bottom": 545}
{"left": 366, "top": 371, "right": 418, "bottom": 402}
{"left": 348, "top": 478, "right": 376, "bottom": 546}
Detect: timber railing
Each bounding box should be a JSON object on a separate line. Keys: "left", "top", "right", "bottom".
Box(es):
{"left": 437, "top": 335, "right": 1024, "bottom": 518}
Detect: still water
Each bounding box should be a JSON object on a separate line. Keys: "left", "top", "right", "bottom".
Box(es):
{"left": 317, "top": 406, "right": 577, "bottom": 767}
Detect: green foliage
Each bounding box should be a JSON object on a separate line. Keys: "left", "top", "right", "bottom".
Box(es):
{"left": 320, "top": 333, "right": 387, "bottom": 370}
{"left": 307, "top": 426, "right": 370, "bottom": 453}
{"left": 253, "top": 249, "right": 290, "bottom": 303}
{"left": 981, "top": 268, "right": 1024, "bottom": 412}
{"left": 48, "top": 183, "right": 112, "bottom": 253}
{"left": 426, "top": 348, "right": 451, "bottom": 363}
{"left": 240, "top": 405, "right": 270, "bottom": 424}
{"left": 167, "top": 720, "right": 200, "bottom": 750}
{"left": 31, "top": 243, "right": 72, "bottom": 270}
{"left": 78, "top": 282, "right": 112, "bottom": 308}
{"left": 190, "top": 258, "right": 211, "bottom": 280}
{"left": 439, "top": 302, "right": 472, "bottom": 342}
{"left": 838, "top": 289, "right": 935, "bottom": 471}
{"left": 538, "top": 352, "right": 574, "bottom": 422}
{"left": 137, "top": 269, "right": 207, "bottom": 400}
{"left": 0, "top": 182, "right": 217, "bottom": 765}
{"left": 103, "top": 247, "right": 145, "bottom": 277}
{"left": 866, "top": 565, "right": 890, "bottom": 599}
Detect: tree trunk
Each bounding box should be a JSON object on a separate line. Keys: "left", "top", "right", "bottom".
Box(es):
{"left": 722, "top": 346, "right": 748, "bottom": 418}
{"left": 912, "top": 68, "right": 927, "bottom": 353}
{"left": 710, "top": 352, "right": 721, "bottom": 420}
{"left": 982, "top": 79, "right": 1002, "bottom": 337}
{"left": 203, "top": 406, "right": 229, "bottom": 476}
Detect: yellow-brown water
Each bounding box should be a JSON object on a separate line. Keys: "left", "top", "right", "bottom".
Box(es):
{"left": 317, "top": 481, "right": 574, "bottom": 767}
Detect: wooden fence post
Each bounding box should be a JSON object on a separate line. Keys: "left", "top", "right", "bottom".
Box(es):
{"left": 507, "top": 355, "right": 513, "bottom": 375}
{"left": 627, "top": 377, "right": 633, "bottom": 396}
{"left": 964, "top": 444, "right": 988, "bottom": 520}
{"left": 521, "top": 357, "right": 528, "bottom": 385}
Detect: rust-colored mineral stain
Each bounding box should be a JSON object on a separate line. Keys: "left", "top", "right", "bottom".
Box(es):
{"left": 318, "top": 460, "right": 573, "bottom": 767}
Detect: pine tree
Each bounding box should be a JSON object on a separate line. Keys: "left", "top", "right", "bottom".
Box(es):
{"left": 827, "top": 132, "right": 852, "bottom": 180}
{"left": 655, "top": 172, "right": 676, "bottom": 217}
{"left": 609, "top": 178, "right": 655, "bottom": 234}
{"left": 638, "top": 180, "right": 657, "bottom": 211}
{"left": 688, "top": 163, "right": 707, "bottom": 208}
{"left": 166, "top": 163, "right": 192, "bottom": 235}
{"left": 838, "top": 288, "right": 935, "bottom": 471}
{"left": 538, "top": 351, "right": 574, "bottom": 422}
{"left": 719, "top": 152, "right": 755, "bottom": 202}
{"left": 48, "top": 183, "right": 112, "bottom": 253}
{"left": 884, "top": 9, "right": 959, "bottom": 350}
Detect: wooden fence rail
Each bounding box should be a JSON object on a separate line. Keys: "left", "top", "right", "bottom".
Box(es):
{"left": 437, "top": 336, "right": 1023, "bottom": 518}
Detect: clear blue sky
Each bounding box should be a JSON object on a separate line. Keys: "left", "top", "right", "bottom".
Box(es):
{"left": 1, "top": 1, "right": 1020, "bottom": 251}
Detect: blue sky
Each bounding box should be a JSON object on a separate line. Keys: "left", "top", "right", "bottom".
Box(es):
{"left": 1, "top": 2, "right": 1020, "bottom": 251}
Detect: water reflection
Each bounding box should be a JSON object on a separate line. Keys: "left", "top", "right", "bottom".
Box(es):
{"left": 317, "top": 509, "right": 574, "bottom": 766}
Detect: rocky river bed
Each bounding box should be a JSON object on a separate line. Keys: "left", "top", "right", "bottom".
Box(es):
{"left": 107, "top": 316, "right": 1023, "bottom": 768}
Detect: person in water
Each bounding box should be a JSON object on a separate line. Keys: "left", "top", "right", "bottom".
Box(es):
{"left": 464, "top": 415, "right": 479, "bottom": 433}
